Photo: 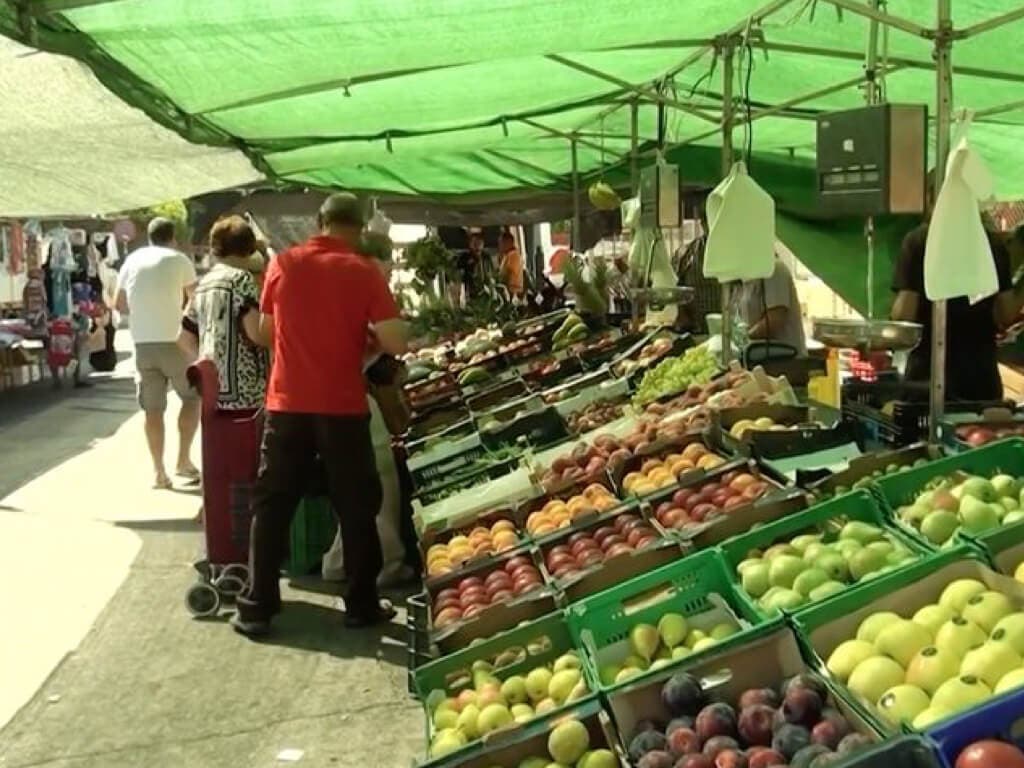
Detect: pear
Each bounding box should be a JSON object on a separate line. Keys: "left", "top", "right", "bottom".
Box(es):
{"left": 500, "top": 676, "right": 529, "bottom": 705}
{"left": 959, "top": 477, "right": 997, "bottom": 503}
{"left": 510, "top": 703, "right": 535, "bottom": 724}
{"left": 959, "top": 495, "right": 1000, "bottom": 535}
{"left": 840, "top": 521, "right": 885, "bottom": 544}
{"left": 657, "top": 613, "right": 689, "bottom": 649}
{"left": 457, "top": 705, "right": 481, "bottom": 739}
{"left": 991, "top": 474, "right": 1019, "bottom": 498}
{"left": 962, "top": 591, "right": 1016, "bottom": 633}
{"left": 856, "top": 611, "right": 902, "bottom": 643}
{"left": 742, "top": 563, "right": 771, "bottom": 598}
{"left": 995, "top": 668, "right": 1024, "bottom": 695}
{"left": 791, "top": 534, "right": 823, "bottom": 553}
{"left": 902, "top": 504, "right": 932, "bottom": 529}
{"left": 826, "top": 639, "right": 876, "bottom": 683}
{"left": 960, "top": 642, "right": 1022, "bottom": 688}
{"left": 793, "top": 567, "right": 830, "bottom": 597}
{"left": 939, "top": 579, "right": 987, "bottom": 613}
{"left": 629, "top": 624, "right": 660, "bottom": 662}
{"left": 931, "top": 675, "right": 992, "bottom": 714}
{"left": 809, "top": 581, "right": 847, "bottom": 602}
{"left": 552, "top": 652, "right": 581, "bottom": 673}
{"left": 548, "top": 669, "right": 583, "bottom": 704}
{"left": 847, "top": 656, "right": 906, "bottom": 705}
{"left": 906, "top": 645, "right": 961, "bottom": 696}
{"left": 921, "top": 509, "right": 959, "bottom": 545}
{"left": 849, "top": 548, "right": 888, "bottom": 581}
{"left": 430, "top": 728, "right": 467, "bottom": 758}
{"left": 874, "top": 619, "right": 932, "bottom": 667}
{"left": 816, "top": 552, "right": 851, "bottom": 583}
{"left": 990, "top": 612, "right": 1024, "bottom": 654}
{"left": 876, "top": 684, "right": 931, "bottom": 727}
{"left": 912, "top": 706, "right": 952, "bottom": 730}
{"left": 769, "top": 555, "right": 807, "bottom": 589}
{"left": 935, "top": 617, "right": 987, "bottom": 658}
{"left": 913, "top": 604, "right": 955, "bottom": 635}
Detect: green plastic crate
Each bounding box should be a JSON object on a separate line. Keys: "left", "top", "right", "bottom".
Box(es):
{"left": 564, "top": 548, "right": 761, "bottom": 694}
{"left": 287, "top": 496, "right": 338, "bottom": 576}
{"left": 414, "top": 611, "right": 595, "bottom": 748}
{"left": 719, "top": 489, "right": 931, "bottom": 622}
{"left": 966, "top": 517, "right": 1024, "bottom": 575}
{"left": 792, "top": 546, "right": 999, "bottom": 733}
{"left": 872, "top": 437, "right": 1024, "bottom": 552}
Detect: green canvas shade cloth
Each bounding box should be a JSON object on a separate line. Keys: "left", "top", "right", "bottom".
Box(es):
{"left": 3, "top": 0, "right": 1024, "bottom": 313}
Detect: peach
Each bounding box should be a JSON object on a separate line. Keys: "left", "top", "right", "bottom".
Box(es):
{"left": 697, "top": 453, "right": 724, "bottom": 470}
{"left": 448, "top": 535, "right": 470, "bottom": 548}
{"left": 492, "top": 531, "right": 518, "bottom": 551}
{"left": 542, "top": 500, "right": 568, "bottom": 516}
{"left": 671, "top": 458, "right": 696, "bottom": 476}
{"left": 622, "top": 472, "right": 644, "bottom": 491}
{"left": 593, "top": 496, "right": 617, "bottom": 512}
{"left": 683, "top": 442, "right": 707, "bottom": 460}
{"left": 491, "top": 519, "right": 516, "bottom": 534}
{"left": 632, "top": 480, "right": 657, "bottom": 496}
{"left": 730, "top": 473, "right": 757, "bottom": 490}
{"left": 641, "top": 459, "right": 664, "bottom": 475}
{"left": 448, "top": 546, "right": 473, "bottom": 565}
{"left": 582, "top": 483, "right": 609, "bottom": 500}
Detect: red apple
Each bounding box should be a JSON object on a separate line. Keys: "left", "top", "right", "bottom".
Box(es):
{"left": 605, "top": 543, "right": 633, "bottom": 558}
{"left": 461, "top": 603, "right": 486, "bottom": 619}
{"left": 692, "top": 503, "right": 718, "bottom": 522}
{"left": 566, "top": 531, "right": 591, "bottom": 547}
{"left": 434, "top": 595, "right": 462, "bottom": 614}
{"left": 457, "top": 576, "right": 484, "bottom": 593}
{"left": 513, "top": 574, "right": 543, "bottom": 593}
{"left": 662, "top": 508, "right": 690, "bottom": 529}
{"left": 619, "top": 516, "right": 646, "bottom": 533}
{"left": 504, "top": 555, "right": 532, "bottom": 573}
{"left": 578, "top": 548, "right": 605, "bottom": 567}
{"left": 484, "top": 569, "right": 512, "bottom": 587}
{"left": 673, "top": 488, "right": 697, "bottom": 508}
{"left": 592, "top": 526, "right": 618, "bottom": 546}
{"left": 956, "top": 740, "right": 1024, "bottom": 768}
{"left": 723, "top": 495, "right": 748, "bottom": 510}
{"left": 743, "top": 482, "right": 769, "bottom": 500}
{"left": 509, "top": 564, "right": 540, "bottom": 582}
{"left": 634, "top": 534, "right": 658, "bottom": 548}
{"left": 656, "top": 501, "right": 673, "bottom": 518}
{"left": 627, "top": 527, "right": 652, "bottom": 546}
{"left": 433, "top": 606, "right": 463, "bottom": 627}
{"left": 711, "top": 489, "right": 732, "bottom": 507}
{"left": 459, "top": 586, "right": 488, "bottom": 606}
{"left": 683, "top": 493, "right": 702, "bottom": 512}
{"left": 489, "top": 589, "right": 513, "bottom": 603}
{"left": 570, "top": 538, "right": 601, "bottom": 557}
{"left": 435, "top": 587, "right": 460, "bottom": 603}
{"left": 546, "top": 550, "right": 575, "bottom": 571}
{"left": 599, "top": 534, "right": 625, "bottom": 550}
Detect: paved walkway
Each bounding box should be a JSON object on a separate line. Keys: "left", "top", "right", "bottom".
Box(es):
{"left": 0, "top": 339, "right": 422, "bottom": 768}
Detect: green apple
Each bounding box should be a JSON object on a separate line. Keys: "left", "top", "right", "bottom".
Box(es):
{"left": 876, "top": 684, "right": 931, "bottom": 727}
{"left": 817, "top": 552, "right": 851, "bottom": 582}
{"left": 598, "top": 665, "right": 619, "bottom": 686}
{"left": 793, "top": 567, "right": 830, "bottom": 597}
{"left": 935, "top": 617, "right": 987, "bottom": 658}
{"left": 913, "top": 604, "right": 955, "bottom": 635}
{"left": 810, "top": 581, "right": 847, "bottom": 602}
{"left": 737, "top": 557, "right": 764, "bottom": 574}
{"left": 959, "top": 476, "right": 997, "bottom": 503}
{"left": 848, "top": 656, "right": 906, "bottom": 704}
{"left": 1005, "top": 510, "right": 1024, "bottom": 525}
{"left": 913, "top": 706, "right": 952, "bottom": 730}
{"left": 769, "top": 555, "right": 807, "bottom": 589}
{"left": 763, "top": 543, "right": 798, "bottom": 560}
{"left": 962, "top": 591, "right": 1016, "bottom": 633}
{"left": 991, "top": 474, "right": 1019, "bottom": 498}
{"left": 857, "top": 611, "right": 903, "bottom": 643}
{"left": 959, "top": 495, "right": 1001, "bottom": 535}
{"left": 849, "top": 548, "right": 888, "bottom": 581}
{"left": 456, "top": 705, "right": 481, "bottom": 739}
{"left": 430, "top": 728, "right": 468, "bottom": 758}
{"left": 906, "top": 645, "right": 961, "bottom": 696}
{"left": 931, "top": 675, "right": 992, "bottom": 714}
{"left": 710, "top": 623, "right": 737, "bottom": 641}
{"left": 501, "top": 676, "right": 529, "bottom": 705}
{"left": 526, "top": 668, "right": 553, "bottom": 702}
{"left": 995, "top": 668, "right": 1024, "bottom": 695}
{"left": 510, "top": 703, "right": 535, "bottom": 723}
{"left": 875, "top": 619, "right": 933, "bottom": 667}
{"left": 614, "top": 667, "right": 641, "bottom": 684}
{"left": 764, "top": 588, "right": 806, "bottom": 612}
{"left": 960, "top": 641, "right": 1022, "bottom": 688}
{"left": 622, "top": 654, "right": 647, "bottom": 671}
{"left": 685, "top": 630, "right": 706, "bottom": 648}
{"left": 841, "top": 521, "right": 885, "bottom": 544}
{"left": 1001, "top": 496, "right": 1021, "bottom": 513}
{"left": 741, "top": 562, "right": 771, "bottom": 598}
{"left": 827, "top": 639, "right": 877, "bottom": 683}
{"left": 990, "top": 612, "right": 1024, "bottom": 654}
{"left": 552, "top": 652, "right": 581, "bottom": 673}
{"left": 939, "top": 579, "right": 987, "bottom": 613}
{"left": 921, "top": 509, "right": 959, "bottom": 545}
{"left": 518, "top": 759, "right": 549, "bottom": 768}
{"left": 901, "top": 504, "right": 932, "bottom": 529}
{"left": 791, "top": 533, "right": 823, "bottom": 553}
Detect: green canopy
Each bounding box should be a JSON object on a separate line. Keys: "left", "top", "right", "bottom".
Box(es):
{"left": 2, "top": 0, "right": 1023, "bottom": 201}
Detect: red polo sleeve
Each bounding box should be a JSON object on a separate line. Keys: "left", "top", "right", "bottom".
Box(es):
{"left": 261, "top": 257, "right": 281, "bottom": 315}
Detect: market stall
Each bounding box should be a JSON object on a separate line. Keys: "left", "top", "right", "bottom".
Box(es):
{"left": 9, "top": 1, "right": 1024, "bottom": 767}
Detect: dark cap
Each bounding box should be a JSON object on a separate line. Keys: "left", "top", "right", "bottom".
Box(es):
{"left": 318, "top": 193, "right": 365, "bottom": 229}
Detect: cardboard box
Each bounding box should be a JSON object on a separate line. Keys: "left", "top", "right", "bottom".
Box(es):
{"left": 604, "top": 624, "right": 881, "bottom": 756}
{"left": 417, "top": 697, "right": 623, "bottom": 768}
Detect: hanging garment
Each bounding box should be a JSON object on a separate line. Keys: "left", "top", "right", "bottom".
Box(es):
{"left": 924, "top": 116, "right": 998, "bottom": 303}
{"left": 704, "top": 161, "right": 776, "bottom": 283}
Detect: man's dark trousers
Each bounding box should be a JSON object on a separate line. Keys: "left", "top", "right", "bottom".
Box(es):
{"left": 238, "top": 411, "right": 383, "bottom": 621}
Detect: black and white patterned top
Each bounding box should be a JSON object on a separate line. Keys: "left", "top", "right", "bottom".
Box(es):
{"left": 183, "top": 263, "right": 268, "bottom": 410}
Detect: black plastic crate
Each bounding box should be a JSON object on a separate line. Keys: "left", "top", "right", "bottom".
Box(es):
{"left": 842, "top": 378, "right": 1010, "bottom": 448}
{"left": 413, "top": 456, "right": 521, "bottom": 506}
{"left": 465, "top": 377, "right": 530, "bottom": 413}
{"left": 479, "top": 406, "right": 570, "bottom": 451}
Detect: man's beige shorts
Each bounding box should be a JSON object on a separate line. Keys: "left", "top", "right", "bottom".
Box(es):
{"left": 135, "top": 342, "right": 198, "bottom": 413}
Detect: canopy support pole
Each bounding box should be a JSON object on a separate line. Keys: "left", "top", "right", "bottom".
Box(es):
{"left": 720, "top": 41, "right": 735, "bottom": 368}
{"left": 930, "top": 0, "right": 953, "bottom": 443}
{"left": 571, "top": 139, "right": 581, "bottom": 253}
{"left": 630, "top": 100, "right": 639, "bottom": 194}
{"left": 821, "top": 0, "right": 930, "bottom": 38}
{"left": 961, "top": 5, "right": 1024, "bottom": 37}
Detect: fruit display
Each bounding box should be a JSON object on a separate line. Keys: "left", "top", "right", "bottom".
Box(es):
{"left": 424, "top": 518, "right": 523, "bottom": 578}
{"left": 431, "top": 556, "right": 546, "bottom": 630}
{"left": 524, "top": 485, "right": 622, "bottom": 536}
{"left": 644, "top": 369, "right": 760, "bottom": 417}
{"left": 729, "top": 515, "right": 919, "bottom": 616}
{"left": 552, "top": 312, "right": 590, "bottom": 351}
{"left": 808, "top": 457, "right": 929, "bottom": 502}
{"left": 955, "top": 423, "right": 1024, "bottom": 447}
{"left": 566, "top": 398, "right": 627, "bottom": 435}
{"left": 431, "top": 714, "right": 610, "bottom": 765}
{"left": 622, "top": 444, "right": 728, "bottom": 497}
{"left": 425, "top": 652, "right": 592, "bottom": 757}
{"left": 625, "top": 670, "right": 873, "bottom": 768}
{"left": 633, "top": 346, "right": 719, "bottom": 407}
{"left": 457, "top": 365, "right": 492, "bottom": 387}
{"left": 728, "top": 417, "right": 824, "bottom": 440}
{"left": 615, "top": 336, "right": 677, "bottom": 377}
{"left": 955, "top": 739, "right": 1024, "bottom": 768}
{"left": 597, "top": 613, "right": 741, "bottom": 686}
{"left": 824, "top": 577, "right": 1024, "bottom": 730}
{"left": 542, "top": 512, "right": 665, "bottom": 580}
{"left": 894, "top": 471, "right": 1024, "bottom": 546}
{"left": 651, "top": 467, "right": 773, "bottom": 531}
{"left": 540, "top": 436, "right": 627, "bottom": 491}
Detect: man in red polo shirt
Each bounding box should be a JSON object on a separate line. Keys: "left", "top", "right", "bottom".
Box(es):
{"left": 233, "top": 193, "right": 407, "bottom": 635}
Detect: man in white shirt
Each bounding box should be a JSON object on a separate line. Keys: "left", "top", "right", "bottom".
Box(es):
{"left": 116, "top": 218, "right": 200, "bottom": 489}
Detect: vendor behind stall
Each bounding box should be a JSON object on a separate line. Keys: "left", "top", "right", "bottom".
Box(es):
{"left": 735, "top": 255, "right": 807, "bottom": 356}
{"left": 891, "top": 222, "right": 1023, "bottom": 401}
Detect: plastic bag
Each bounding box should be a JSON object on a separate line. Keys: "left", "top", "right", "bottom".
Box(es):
{"left": 703, "top": 161, "right": 775, "bottom": 282}
{"left": 924, "top": 115, "right": 997, "bottom": 303}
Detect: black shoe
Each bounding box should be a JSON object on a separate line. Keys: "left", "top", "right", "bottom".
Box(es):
{"left": 230, "top": 613, "right": 271, "bottom": 638}
{"left": 344, "top": 599, "right": 397, "bottom": 628}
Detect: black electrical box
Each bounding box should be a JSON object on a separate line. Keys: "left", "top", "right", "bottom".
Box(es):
{"left": 816, "top": 104, "right": 927, "bottom": 217}
{"left": 639, "top": 163, "right": 681, "bottom": 227}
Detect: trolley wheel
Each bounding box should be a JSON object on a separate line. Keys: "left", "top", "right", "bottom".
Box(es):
{"left": 222, "top": 563, "right": 249, "bottom": 583}
{"left": 186, "top": 581, "right": 221, "bottom": 617}
{"left": 213, "top": 573, "right": 246, "bottom": 601}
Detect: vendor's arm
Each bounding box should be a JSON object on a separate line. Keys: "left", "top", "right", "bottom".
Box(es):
{"left": 991, "top": 235, "right": 1022, "bottom": 329}
{"left": 747, "top": 260, "right": 796, "bottom": 339}
{"left": 748, "top": 306, "right": 789, "bottom": 339}
{"left": 891, "top": 226, "right": 924, "bottom": 322}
